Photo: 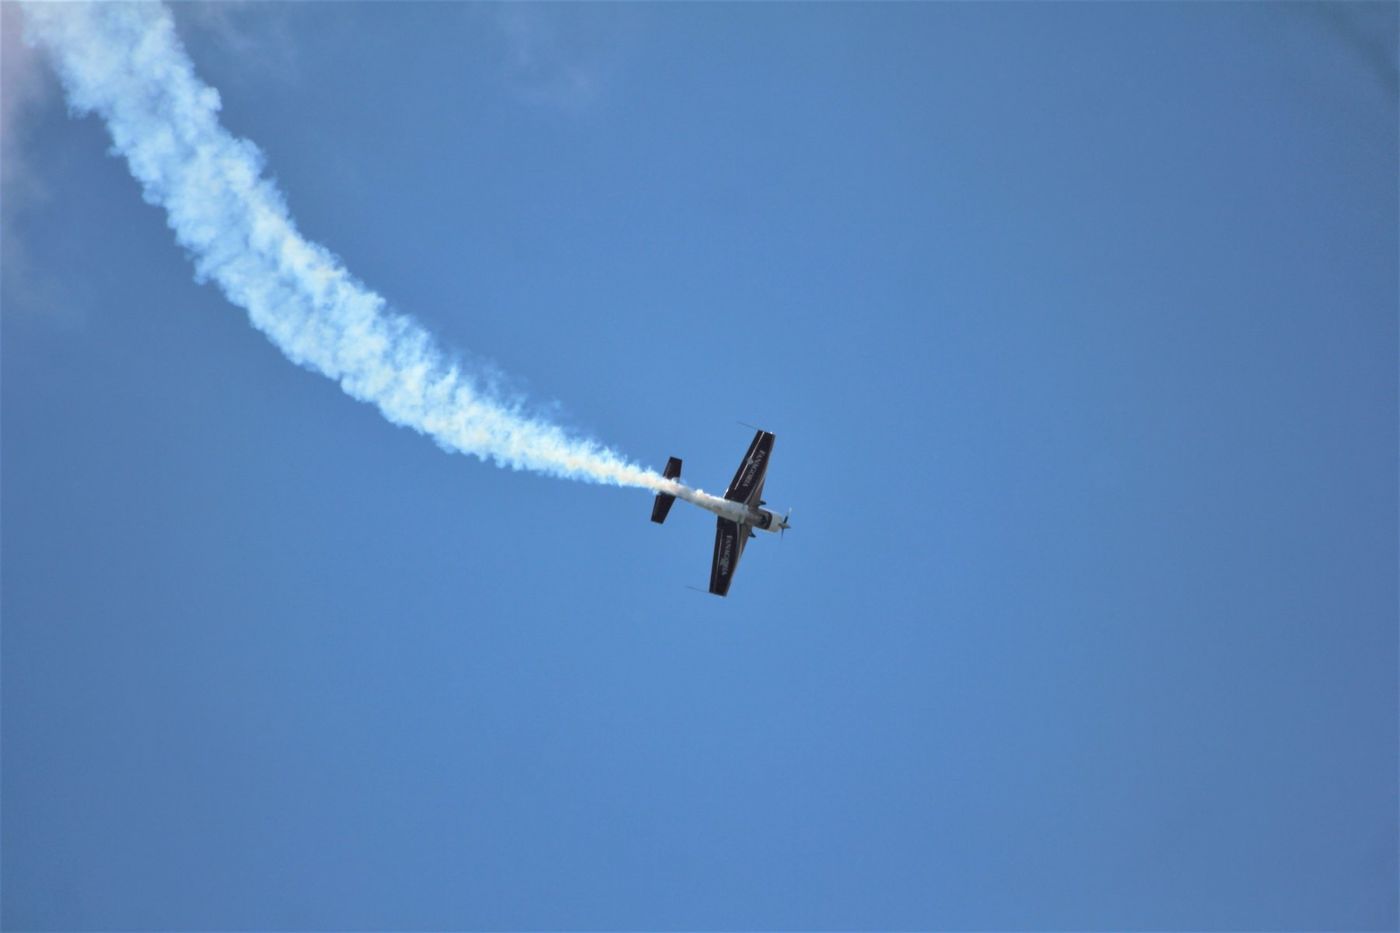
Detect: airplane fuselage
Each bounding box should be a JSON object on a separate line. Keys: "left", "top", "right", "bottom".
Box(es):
{"left": 660, "top": 481, "right": 786, "bottom": 534}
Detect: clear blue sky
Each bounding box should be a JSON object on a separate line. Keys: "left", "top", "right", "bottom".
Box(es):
{"left": 3, "top": 3, "right": 1396, "bottom": 929}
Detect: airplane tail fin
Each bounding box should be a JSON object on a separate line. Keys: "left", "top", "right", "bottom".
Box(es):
{"left": 650, "top": 457, "right": 683, "bottom": 524}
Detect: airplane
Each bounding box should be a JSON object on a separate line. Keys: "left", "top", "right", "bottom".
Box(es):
{"left": 649, "top": 428, "right": 790, "bottom": 596}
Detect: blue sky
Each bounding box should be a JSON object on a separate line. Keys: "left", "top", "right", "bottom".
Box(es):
{"left": 2, "top": 3, "right": 1396, "bottom": 929}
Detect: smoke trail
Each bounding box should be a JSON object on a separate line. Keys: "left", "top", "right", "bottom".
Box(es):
{"left": 21, "top": 2, "right": 667, "bottom": 491}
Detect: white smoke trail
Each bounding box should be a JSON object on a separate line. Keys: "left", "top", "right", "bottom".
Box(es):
{"left": 21, "top": 2, "right": 668, "bottom": 492}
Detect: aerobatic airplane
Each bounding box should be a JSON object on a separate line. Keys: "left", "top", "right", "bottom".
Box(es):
{"left": 649, "top": 429, "right": 790, "bottom": 596}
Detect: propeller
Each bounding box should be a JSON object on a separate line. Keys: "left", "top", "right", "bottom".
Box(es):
{"left": 780, "top": 508, "right": 792, "bottom": 540}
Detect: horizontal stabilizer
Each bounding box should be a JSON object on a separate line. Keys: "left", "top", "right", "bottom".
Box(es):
{"left": 651, "top": 456, "right": 683, "bottom": 524}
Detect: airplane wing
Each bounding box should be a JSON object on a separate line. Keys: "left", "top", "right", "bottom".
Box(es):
{"left": 724, "top": 430, "right": 775, "bottom": 506}
{"left": 709, "top": 517, "right": 749, "bottom": 596}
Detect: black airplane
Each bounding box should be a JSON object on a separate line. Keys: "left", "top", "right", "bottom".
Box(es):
{"left": 648, "top": 429, "right": 790, "bottom": 596}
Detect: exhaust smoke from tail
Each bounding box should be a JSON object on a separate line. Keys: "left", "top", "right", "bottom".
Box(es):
{"left": 21, "top": 2, "right": 670, "bottom": 492}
